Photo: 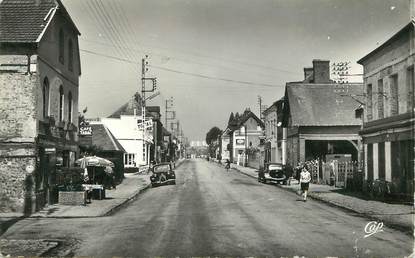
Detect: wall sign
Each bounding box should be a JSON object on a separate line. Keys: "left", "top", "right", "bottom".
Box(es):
{"left": 236, "top": 139, "right": 245, "bottom": 145}
{"left": 79, "top": 126, "right": 92, "bottom": 136}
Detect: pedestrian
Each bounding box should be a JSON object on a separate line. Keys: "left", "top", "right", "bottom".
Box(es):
{"left": 225, "top": 159, "right": 231, "bottom": 172}
{"left": 299, "top": 165, "right": 311, "bottom": 201}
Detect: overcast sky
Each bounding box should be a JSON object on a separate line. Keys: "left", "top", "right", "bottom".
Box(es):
{"left": 63, "top": 0, "right": 411, "bottom": 141}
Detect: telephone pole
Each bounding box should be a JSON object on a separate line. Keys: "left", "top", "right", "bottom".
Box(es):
{"left": 165, "top": 97, "right": 175, "bottom": 128}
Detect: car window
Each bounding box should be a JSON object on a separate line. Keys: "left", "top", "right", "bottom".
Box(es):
{"left": 153, "top": 165, "right": 170, "bottom": 173}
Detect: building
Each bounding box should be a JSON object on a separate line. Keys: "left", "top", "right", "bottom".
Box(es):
{"left": 357, "top": 21, "right": 414, "bottom": 197}
{"left": 103, "top": 94, "right": 153, "bottom": 171}
{"left": 0, "top": 0, "right": 81, "bottom": 213}
{"left": 87, "top": 124, "right": 125, "bottom": 183}
{"left": 282, "top": 60, "right": 363, "bottom": 167}
{"left": 263, "top": 98, "right": 285, "bottom": 164}
{"left": 223, "top": 109, "right": 265, "bottom": 167}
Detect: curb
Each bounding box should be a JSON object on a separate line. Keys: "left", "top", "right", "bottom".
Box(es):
{"left": 104, "top": 183, "right": 151, "bottom": 216}
{"left": 231, "top": 165, "right": 413, "bottom": 234}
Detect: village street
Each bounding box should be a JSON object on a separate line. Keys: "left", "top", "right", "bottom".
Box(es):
{"left": 1, "top": 159, "right": 412, "bottom": 257}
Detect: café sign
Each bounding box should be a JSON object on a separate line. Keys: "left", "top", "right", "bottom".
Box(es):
{"left": 79, "top": 125, "right": 92, "bottom": 136}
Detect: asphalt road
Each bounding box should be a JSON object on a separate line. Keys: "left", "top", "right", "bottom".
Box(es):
{"left": 2, "top": 159, "right": 414, "bottom": 257}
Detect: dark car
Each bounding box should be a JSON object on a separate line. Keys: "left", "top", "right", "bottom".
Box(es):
{"left": 258, "top": 163, "right": 288, "bottom": 185}
{"left": 150, "top": 163, "right": 176, "bottom": 187}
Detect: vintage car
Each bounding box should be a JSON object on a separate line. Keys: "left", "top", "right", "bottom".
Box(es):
{"left": 150, "top": 163, "right": 176, "bottom": 187}
{"left": 258, "top": 163, "right": 288, "bottom": 185}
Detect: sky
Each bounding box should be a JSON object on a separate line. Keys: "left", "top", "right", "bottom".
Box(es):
{"left": 63, "top": 0, "right": 411, "bottom": 141}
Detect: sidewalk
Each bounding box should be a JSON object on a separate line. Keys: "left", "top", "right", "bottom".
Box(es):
{"left": 228, "top": 163, "right": 414, "bottom": 232}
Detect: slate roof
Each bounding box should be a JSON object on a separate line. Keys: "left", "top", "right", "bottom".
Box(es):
{"left": 228, "top": 109, "right": 265, "bottom": 131}
{"left": 91, "top": 124, "right": 125, "bottom": 152}
{"left": 0, "top": 0, "right": 80, "bottom": 43}
{"left": 108, "top": 94, "right": 142, "bottom": 118}
{"left": 285, "top": 83, "right": 363, "bottom": 126}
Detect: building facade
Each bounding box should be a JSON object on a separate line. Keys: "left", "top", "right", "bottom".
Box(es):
{"left": 263, "top": 99, "right": 285, "bottom": 164}
{"left": 357, "top": 21, "right": 414, "bottom": 196}
{"left": 223, "top": 109, "right": 265, "bottom": 167}
{"left": 0, "top": 0, "right": 81, "bottom": 213}
{"left": 282, "top": 60, "right": 363, "bottom": 167}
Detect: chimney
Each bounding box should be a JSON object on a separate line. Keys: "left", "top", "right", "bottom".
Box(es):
{"left": 303, "top": 67, "right": 313, "bottom": 81}
{"left": 312, "top": 59, "right": 330, "bottom": 83}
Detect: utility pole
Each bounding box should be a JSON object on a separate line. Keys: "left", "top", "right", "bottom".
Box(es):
{"left": 165, "top": 97, "right": 175, "bottom": 129}
{"left": 140, "top": 55, "right": 157, "bottom": 165}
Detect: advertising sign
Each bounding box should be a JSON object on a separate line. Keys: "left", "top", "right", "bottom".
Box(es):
{"left": 79, "top": 126, "right": 92, "bottom": 136}
{"left": 236, "top": 139, "right": 245, "bottom": 145}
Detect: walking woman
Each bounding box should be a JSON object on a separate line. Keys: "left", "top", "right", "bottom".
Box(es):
{"left": 299, "top": 165, "right": 311, "bottom": 201}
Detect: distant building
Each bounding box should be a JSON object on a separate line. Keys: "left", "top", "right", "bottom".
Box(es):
{"left": 101, "top": 94, "right": 153, "bottom": 171}
{"left": 357, "top": 21, "right": 414, "bottom": 197}
{"left": 223, "top": 109, "right": 265, "bottom": 167}
{"left": 0, "top": 0, "right": 81, "bottom": 213}
{"left": 282, "top": 60, "right": 363, "bottom": 167}
{"left": 263, "top": 98, "right": 285, "bottom": 164}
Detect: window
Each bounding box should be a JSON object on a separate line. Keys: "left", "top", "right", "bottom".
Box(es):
{"left": 67, "top": 91, "right": 73, "bottom": 123}
{"left": 59, "top": 29, "right": 64, "bottom": 64}
{"left": 407, "top": 66, "right": 414, "bottom": 112}
{"left": 143, "top": 144, "right": 146, "bottom": 162}
{"left": 377, "top": 79, "right": 384, "bottom": 119}
{"left": 390, "top": 74, "right": 399, "bottom": 115}
{"left": 378, "top": 142, "right": 385, "bottom": 180}
{"left": 59, "top": 86, "right": 64, "bottom": 122}
{"left": 42, "top": 77, "right": 49, "bottom": 118}
{"left": 68, "top": 39, "right": 73, "bottom": 71}
{"left": 366, "top": 84, "right": 373, "bottom": 121}
{"left": 124, "top": 153, "right": 136, "bottom": 166}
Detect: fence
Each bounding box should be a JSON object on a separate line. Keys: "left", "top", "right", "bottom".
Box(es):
{"left": 301, "top": 159, "right": 363, "bottom": 191}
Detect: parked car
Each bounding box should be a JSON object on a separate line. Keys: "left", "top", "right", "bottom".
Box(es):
{"left": 150, "top": 163, "right": 176, "bottom": 187}
{"left": 258, "top": 163, "right": 288, "bottom": 185}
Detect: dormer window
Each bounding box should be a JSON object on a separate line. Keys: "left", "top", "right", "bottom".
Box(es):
{"left": 59, "top": 29, "right": 64, "bottom": 64}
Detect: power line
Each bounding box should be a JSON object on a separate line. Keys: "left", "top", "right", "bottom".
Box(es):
{"left": 79, "top": 48, "right": 282, "bottom": 88}
{"left": 149, "top": 65, "right": 281, "bottom": 88}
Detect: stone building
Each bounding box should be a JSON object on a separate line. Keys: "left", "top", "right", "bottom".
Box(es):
{"left": 357, "top": 21, "right": 414, "bottom": 197}
{"left": 281, "top": 60, "right": 363, "bottom": 167}
{"left": 0, "top": 0, "right": 81, "bottom": 213}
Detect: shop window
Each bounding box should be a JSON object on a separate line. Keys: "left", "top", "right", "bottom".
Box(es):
{"left": 378, "top": 142, "right": 385, "bottom": 180}
{"left": 59, "top": 86, "right": 64, "bottom": 122}
{"left": 390, "top": 74, "right": 399, "bottom": 115}
{"left": 42, "top": 77, "right": 49, "bottom": 118}
{"left": 68, "top": 39, "right": 73, "bottom": 71}
{"left": 367, "top": 144, "right": 373, "bottom": 181}
{"left": 59, "top": 29, "right": 64, "bottom": 64}
{"left": 67, "top": 91, "right": 73, "bottom": 123}
{"left": 124, "top": 153, "right": 136, "bottom": 166}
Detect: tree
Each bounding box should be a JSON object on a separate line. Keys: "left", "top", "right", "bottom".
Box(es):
{"left": 205, "top": 126, "right": 222, "bottom": 158}
{"left": 228, "top": 112, "right": 234, "bottom": 125}
{"left": 205, "top": 126, "right": 222, "bottom": 145}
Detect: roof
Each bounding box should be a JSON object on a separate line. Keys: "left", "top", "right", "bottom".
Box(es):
{"left": 228, "top": 109, "right": 265, "bottom": 131}
{"left": 0, "top": 0, "right": 80, "bottom": 44}
{"left": 357, "top": 21, "right": 414, "bottom": 64}
{"left": 285, "top": 83, "right": 363, "bottom": 126}
{"left": 108, "top": 93, "right": 142, "bottom": 118}
{"left": 91, "top": 124, "right": 125, "bottom": 152}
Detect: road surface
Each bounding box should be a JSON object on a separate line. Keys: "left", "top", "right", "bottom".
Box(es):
{"left": 2, "top": 159, "right": 413, "bottom": 257}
